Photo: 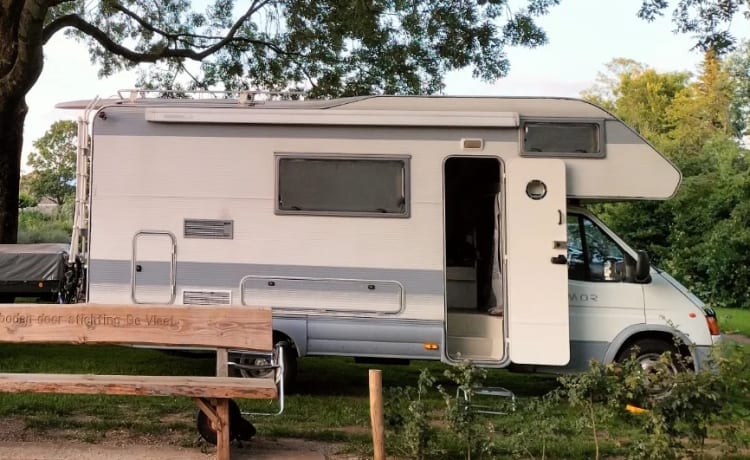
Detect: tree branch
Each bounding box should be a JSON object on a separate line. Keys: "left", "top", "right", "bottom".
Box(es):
{"left": 1, "top": 1, "right": 47, "bottom": 96}
{"left": 45, "top": 0, "right": 76, "bottom": 8}
{"left": 110, "top": 2, "right": 174, "bottom": 39}
{"left": 42, "top": 0, "right": 273, "bottom": 61}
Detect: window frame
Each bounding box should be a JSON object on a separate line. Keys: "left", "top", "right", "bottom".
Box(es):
{"left": 567, "top": 213, "right": 631, "bottom": 283}
{"left": 520, "top": 117, "right": 606, "bottom": 159}
{"left": 274, "top": 153, "right": 411, "bottom": 218}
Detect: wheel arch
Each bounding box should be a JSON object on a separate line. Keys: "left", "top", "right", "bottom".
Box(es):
{"left": 271, "top": 317, "right": 307, "bottom": 357}
{"left": 603, "top": 324, "right": 694, "bottom": 369}
{"left": 272, "top": 330, "right": 301, "bottom": 357}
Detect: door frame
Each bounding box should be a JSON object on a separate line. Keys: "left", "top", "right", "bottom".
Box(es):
{"left": 131, "top": 230, "right": 177, "bottom": 304}
{"left": 442, "top": 154, "right": 506, "bottom": 365}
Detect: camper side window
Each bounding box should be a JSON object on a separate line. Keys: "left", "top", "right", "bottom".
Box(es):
{"left": 567, "top": 215, "right": 625, "bottom": 282}
{"left": 276, "top": 156, "right": 409, "bottom": 217}
{"left": 522, "top": 121, "right": 603, "bottom": 157}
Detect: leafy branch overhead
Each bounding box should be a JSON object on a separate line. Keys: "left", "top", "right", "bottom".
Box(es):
{"left": 47, "top": 0, "right": 562, "bottom": 96}
{"left": 637, "top": 0, "right": 749, "bottom": 53}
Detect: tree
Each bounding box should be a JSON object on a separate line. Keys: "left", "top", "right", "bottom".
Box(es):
{"left": 725, "top": 41, "right": 750, "bottom": 138}
{"left": 637, "top": 0, "right": 750, "bottom": 53}
{"left": 584, "top": 53, "right": 750, "bottom": 307}
{"left": 25, "top": 120, "right": 77, "bottom": 206}
{"left": 0, "top": 0, "right": 568, "bottom": 243}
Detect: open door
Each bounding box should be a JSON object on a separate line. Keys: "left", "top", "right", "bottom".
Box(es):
{"left": 132, "top": 231, "right": 176, "bottom": 304}
{"left": 505, "top": 159, "right": 569, "bottom": 365}
{"left": 444, "top": 157, "right": 504, "bottom": 363}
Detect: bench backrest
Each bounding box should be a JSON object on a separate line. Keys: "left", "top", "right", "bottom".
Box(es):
{"left": 0, "top": 304, "right": 272, "bottom": 352}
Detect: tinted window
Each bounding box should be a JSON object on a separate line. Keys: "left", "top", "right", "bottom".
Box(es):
{"left": 523, "top": 122, "right": 601, "bottom": 156}
{"left": 277, "top": 157, "right": 408, "bottom": 216}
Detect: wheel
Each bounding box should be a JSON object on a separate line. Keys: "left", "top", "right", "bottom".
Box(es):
{"left": 196, "top": 399, "right": 256, "bottom": 445}
{"left": 616, "top": 338, "right": 685, "bottom": 397}
{"left": 231, "top": 342, "right": 297, "bottom": 385}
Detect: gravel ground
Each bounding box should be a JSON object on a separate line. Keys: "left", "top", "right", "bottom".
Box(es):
{"left": 0, "top": 437, "right": 351, "bottom": 460}
{"left": 0, "top": 418, "right": 354, "bottom": 460}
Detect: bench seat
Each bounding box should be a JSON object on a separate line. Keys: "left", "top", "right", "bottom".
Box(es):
{"left": 0, "top": 303, "right": 277, "bottom": 459}
{"left": 0, "top": 373, "right": 277, "bottom": 399}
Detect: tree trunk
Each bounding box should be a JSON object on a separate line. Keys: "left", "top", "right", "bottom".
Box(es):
{"left": 0, "top": 2, "right": 47, "bottom": 244}
{"left": 0, "top": 97, "right": 26, "bottom": 243}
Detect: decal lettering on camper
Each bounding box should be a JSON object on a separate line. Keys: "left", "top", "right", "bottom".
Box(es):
{"left": 568, "top": 293, "right": 599, "bottom": 303}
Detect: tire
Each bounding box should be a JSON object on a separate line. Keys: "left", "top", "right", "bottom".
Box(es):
{"left": 196, "top": 399, "right": 256, "bottom": 445}
{"left": 616, "top": 338, "right": 685, "bottom": 397}
{"left": 231, "top": 342, "right": 297, "bottom": 387}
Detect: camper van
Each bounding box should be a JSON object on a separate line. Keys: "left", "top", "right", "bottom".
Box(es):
{"left": 61, "top": 93, "right": 720, "bottom": 379}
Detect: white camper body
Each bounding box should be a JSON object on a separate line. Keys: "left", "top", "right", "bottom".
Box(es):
{"left": 68, "top": 94, "right": 718, "bottom": 371}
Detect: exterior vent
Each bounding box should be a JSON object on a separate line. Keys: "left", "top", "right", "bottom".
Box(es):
{"left": 184, "top": 219, "right": 233, "bottom": 239}
{"left": 182, "top": 290, "right": 232, "bottom": 305}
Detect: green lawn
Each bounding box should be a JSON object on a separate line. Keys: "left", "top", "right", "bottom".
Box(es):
{"left": 0, "top": 341, "right": 747, "bottom": 459}
{"left": 714, "top": 307, "right": 750, "bottom": 336}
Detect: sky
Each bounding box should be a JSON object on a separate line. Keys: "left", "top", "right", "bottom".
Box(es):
{"left": 22, "top": 0, "right": 749, "bottom": 171}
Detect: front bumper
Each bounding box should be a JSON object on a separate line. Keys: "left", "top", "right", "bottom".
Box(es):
{"left": 692, "top": 335, "right": 721, "bottom": 371}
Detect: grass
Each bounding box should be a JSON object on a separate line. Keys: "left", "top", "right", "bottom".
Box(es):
{"left": 0, "top": 344, "right": 213, "bottom": 443}
{"left": 715, "top": 307, "right": 750, "bottom": 336}
{"left": 0, "top": 341, "right": 747, "bottom": 458}
{"left": 0, "top": 344, "right": 561, "bottom": 447}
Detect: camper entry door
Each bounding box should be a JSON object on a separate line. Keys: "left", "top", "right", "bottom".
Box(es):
{"left": 505, "top": 159, "right": 569, "bottom": 366}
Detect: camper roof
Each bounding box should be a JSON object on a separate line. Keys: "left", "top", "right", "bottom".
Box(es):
{"left": 56, "top": 92, "right": 613, "bottom": 120}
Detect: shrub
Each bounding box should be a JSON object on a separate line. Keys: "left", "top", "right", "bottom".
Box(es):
{"left": 17, "top": 208, "right": 72, "bottom": 244}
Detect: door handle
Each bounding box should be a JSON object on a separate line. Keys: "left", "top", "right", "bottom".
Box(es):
{"left": 550, "top": 255, "right": 567, "bottom": 265}
{"left": 135, "top": 264, "right": 142, "bottom": 272}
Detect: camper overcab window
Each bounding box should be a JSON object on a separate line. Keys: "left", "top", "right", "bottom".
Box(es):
{"left": 522, "top": 121, "right": 603, "bottom": 157}
{"left": 276, "top": 156, "right": 409, "bottom": 217}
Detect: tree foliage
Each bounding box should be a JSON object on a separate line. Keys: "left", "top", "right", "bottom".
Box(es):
{"left": 725, "top": 41, "right": 750, "bottom": 137}
{"left": 638, "top": 0, "right": 750, "bottom": 53}
{"left": 25, "top": 120, "right": 77, "bottom": 206}
{"left": 68, "top": 0, "right": 563, "bottom": 96}
{"left": 585, "top": 51, "right": 750, "bottom": 308}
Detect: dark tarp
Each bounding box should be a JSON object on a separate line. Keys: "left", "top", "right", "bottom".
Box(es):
{"left": 0, "top": 244, "right": 69, "bottom": 282}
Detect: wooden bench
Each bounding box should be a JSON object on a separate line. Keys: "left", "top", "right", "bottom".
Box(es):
{"left": 0, "top": 303, "right": 278, "bottom": 460}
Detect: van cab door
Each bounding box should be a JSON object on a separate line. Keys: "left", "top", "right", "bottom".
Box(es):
{"left": 505, "top": 159, "right": 569, "bottom": 365}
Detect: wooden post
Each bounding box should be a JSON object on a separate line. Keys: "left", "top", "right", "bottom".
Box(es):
{"left": 215, "top": 398, "right": 231, "bottom": 460}
{"left": 216, "top": 348, "right": 229, "bottom": 377}
{"left": 369, "top": 369, "right": 385, "bottom": 460}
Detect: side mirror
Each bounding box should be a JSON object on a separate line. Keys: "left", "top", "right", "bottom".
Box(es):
{"left": 635, "top": 250, "right": 651, "bottom": 283}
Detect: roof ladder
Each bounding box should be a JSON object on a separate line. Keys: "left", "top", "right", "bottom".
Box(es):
{"left": 69, "top": 97, "right": 99, "bottom": 265}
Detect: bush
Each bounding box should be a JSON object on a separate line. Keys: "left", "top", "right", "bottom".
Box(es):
{"left": 556, "top": 342, "right": 750, "bottom": 460}
{"left": 17, "top": 208, "right": 73, "bottom": 244}
{"left": 18, "top": 192, "right": 39, "bottom": 209}
{"left": 384, "top": 342, "right": 750, "bottom": 460}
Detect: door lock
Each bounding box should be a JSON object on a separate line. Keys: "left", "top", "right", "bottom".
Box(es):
{"left": 135, "top": 264, "right": 142, "bottom": 272}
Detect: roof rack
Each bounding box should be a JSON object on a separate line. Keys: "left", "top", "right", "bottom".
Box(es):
{"left": 115, "top": 89, "right": 309, "bottom": 106}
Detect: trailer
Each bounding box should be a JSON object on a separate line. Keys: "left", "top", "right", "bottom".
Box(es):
{"left": 0, "top": 243, "right": 80, "bottom": 303}
{"left": 58, "top": 92, "right": 719, "bottom": 378}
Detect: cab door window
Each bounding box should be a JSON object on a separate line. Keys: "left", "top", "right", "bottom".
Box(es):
{"left": 567, "top": 214, "right": 625, "bottom": 282}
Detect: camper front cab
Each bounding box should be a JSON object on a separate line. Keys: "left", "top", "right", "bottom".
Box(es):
{"left": 62, "top": 94, "right": 720, "bottom": 377}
